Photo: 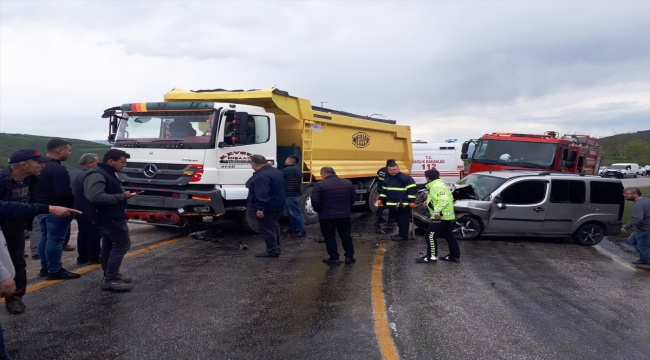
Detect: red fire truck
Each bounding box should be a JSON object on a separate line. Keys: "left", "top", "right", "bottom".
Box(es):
{"left": 460, "top": 131, "right": 603, "bottom": 174}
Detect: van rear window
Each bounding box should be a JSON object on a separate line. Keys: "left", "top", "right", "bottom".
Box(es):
{"left": 590, "top": 181, "right": 623, "bottom": 204}
{"left": 551, "top": 180, "right": 585, "bottom": 203}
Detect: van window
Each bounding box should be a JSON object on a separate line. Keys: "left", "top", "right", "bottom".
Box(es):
{"left": 500, "top": 181, "right": 547, "bottom": 205}
{"left": 590, "top": 181, "right": 624, "bottom": 204}
{"left": 550, "top": 180, "right": 586, "bottom": 204}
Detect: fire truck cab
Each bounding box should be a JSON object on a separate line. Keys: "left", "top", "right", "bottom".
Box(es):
{"left": 461, "top": 131, "right": 602, "bottom": 175}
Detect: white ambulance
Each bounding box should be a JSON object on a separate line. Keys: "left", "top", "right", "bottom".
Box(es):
{"left": 410, "top": 141, "right": 465, "bottom": 186}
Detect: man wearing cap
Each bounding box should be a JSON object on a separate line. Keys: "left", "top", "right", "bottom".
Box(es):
{"left": 0, "top": 149, "right": 49, "bottom": 314}
{"left": 35, "top": 139, "right": 80, "bottom": 281}
{"left": 247, "top": 154, "right": 285, "bottom": 258}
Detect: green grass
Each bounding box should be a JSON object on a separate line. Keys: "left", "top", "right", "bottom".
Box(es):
{"left": 0, "top": 133, "right": 110, "bottom": 172}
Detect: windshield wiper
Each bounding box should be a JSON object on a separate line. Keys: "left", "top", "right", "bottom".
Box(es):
{"left": 151, "top": 139, "right": 189, "bottom": 148}
{"left": 114, "top": 140, "right": 143, "bottom": 147}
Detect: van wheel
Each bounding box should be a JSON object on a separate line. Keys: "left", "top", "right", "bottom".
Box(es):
{"left": 453, "top": 216, "right": 481, "bottom": 240}
{"left": 301, "top": 186, "right": 319, "bottom": 225}
{"left": 239, "top": 209, "right": 259, "bottom": 233}
{"left": 572, "top": 223, "right": 604, "bottom": 246}
{"left": 365, "top": 183, "right": 379, "bottom": 213}
{"left": 634, "top": 173, "right": 637, "bottom": 178}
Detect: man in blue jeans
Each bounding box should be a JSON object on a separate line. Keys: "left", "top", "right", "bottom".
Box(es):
{"left": 36, "top": 139, "right": 80, "bottom": 281}
{"left": 81, "top": 149, "right": 137, "bottom": 291}
{"left": 621, "top": 187, "right": 650, "bottom": 270}
{"left": 282, "top": 156, "right": 306, "bottom": 238}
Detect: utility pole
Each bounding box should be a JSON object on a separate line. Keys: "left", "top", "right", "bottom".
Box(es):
{"left": 320, "top": 101, "right": 328, "bottom": 108}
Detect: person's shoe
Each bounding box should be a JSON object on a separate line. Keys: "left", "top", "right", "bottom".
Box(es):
{"left": 345, "top": 256, "right": 356, "bottom": 264}
{"left": 390, "top": 235, "right": 407, "bottom": 242}
{"left": 76, "top": 258, "right": 88, "bottom": 265}
{"left": 255, "top": 252, "right": 280, "bottom": 258}
{"left": 636, "top": 264, "right": 650, "bottom": 270}
{"left": 46, "top": 268, "right": 81, "bottom": 280}
{"left": 62, "top": 245, "right": 75, "bottom": 251}
{"left": 439, "top": 255, "right": 460, "bottom": 263}
{"left": 323, "top": 258, "right": 342, "bottom": 265}
{"left": 415, "top": 256, "right": 437, "bottom": 263}
{"left": 631, "top": 259, "right": 648, "bottom": 265}
{"left": 116, "top": 274, "right": 133, "bottom": 283}
{"left": 101, "top": 279, "right": 134, "bottom": 292}
{"left": 5, "top": 297, "right": 26, "bottom": 314}
{"left": 39, "top": 268, "right": 48, "bottom": 277}
{"left": 31, "top": 255, "right": 40, "bottom": 260}
{"left": 290, "top": 230, "right": 307, "bottom": 238}
{"left": 87, "top": 258, "right": 102, "bottom": 265}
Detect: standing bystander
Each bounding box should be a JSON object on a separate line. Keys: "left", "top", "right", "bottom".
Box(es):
{"left": 377, "top": 163, "right": 418, "bottom": 241}
{"left": 82, "top": 149, "right": 137, "bottom": 291}
{"left": 35, "top": 139, "right": 80, "bottom": 281}
{"left": 282, "top": 156, "right": 306, "bottom": 238}
{"left": 70, "top": 153, "right": 101, "bottom": 265}
{"left": 311, "top": 167, "right": 357, "bottom": 265}
{"left": 621, "top": 188, "right": 650, "bottom": 270}
{"left": 247, "top": 155, "right": 285, "bottom": 258}
{"left": 0, "top": 149, "right": 50, "bottom": 314}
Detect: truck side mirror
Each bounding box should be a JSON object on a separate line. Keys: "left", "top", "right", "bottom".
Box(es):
{"left": 461, "top": 141, "right": 470, "bottom": 154}
{"left": 565, "top": 161, "right": 576, "bottom": 169}
{"left": 460, "top": 153, "right": 468, "bottom": 160}
{"left": 110, "top": 116, "right": 118, "bottom": 135}
{"left": 234, "top": 112, "right": 249, "bottom": 135}
{"left": 566, "top": 150, "right": 577, "bottom": 162}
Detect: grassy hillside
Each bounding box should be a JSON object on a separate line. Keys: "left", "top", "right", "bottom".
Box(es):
{"left": 598, "top": 130, "right": 650, "bottom": 166}
{"left": 0, "top": 133, "right": 110, "bottom": 172}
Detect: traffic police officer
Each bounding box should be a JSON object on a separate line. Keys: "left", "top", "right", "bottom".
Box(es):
{"left": 416, "top": 169, "right": 460, "bottom": 263}
{"left": 377, "top": 162, "right": 417, "bottom": 241}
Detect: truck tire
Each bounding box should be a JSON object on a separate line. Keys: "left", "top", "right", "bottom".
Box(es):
{"left": 301, "top": 186, "right": 319, "bottom": 225}
{"left": 572, "top": 223, "right": 604, "bottom": 246}
{"left": 239, "top": 209, "right": 259, "bottom": 233}
{"left": 365, "top": 182, "right": 380, "bottom": 213}
{"left": 453, "top": 216, "right": 481, "bottom": 240}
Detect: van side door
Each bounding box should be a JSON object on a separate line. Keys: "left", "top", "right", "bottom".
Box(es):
{"left": 487, "top": 180, "right": 549, "bottom": 234}
{"left": 542, "top": 180, "right": 587, "bottom": 234}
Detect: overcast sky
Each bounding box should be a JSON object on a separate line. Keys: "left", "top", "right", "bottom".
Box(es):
{"left": 1, "top": 1, "right": 649, "bottom": 143}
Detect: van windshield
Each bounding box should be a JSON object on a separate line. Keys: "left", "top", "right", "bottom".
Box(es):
{"left": 472, "top": 139, "right": 557, "bottom": 168}
{"left": 457, "top": 174, "right": 507, "bottom": 200}
{"left": 608, "top": 165, "right": 628, "bottom": 170}
{"left": 115, "top": 111, "right": 217, "bottom": 148}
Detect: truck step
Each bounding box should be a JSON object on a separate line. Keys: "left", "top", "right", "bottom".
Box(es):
{"left": 353, "top": 201, "right": 366, "bottom": 206}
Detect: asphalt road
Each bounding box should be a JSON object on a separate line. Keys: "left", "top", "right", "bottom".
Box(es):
{"left": 3, "top": 214, "right": 649, "bottom": 360}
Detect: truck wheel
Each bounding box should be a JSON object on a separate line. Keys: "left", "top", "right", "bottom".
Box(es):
{"left": 239, "top": 209, "right": 259, "bottom": 233}
{"left": 365, "top": 183, "right": 379, "bottom": 213}
{"left": 453, "top": 216, "right": 481, "bottom": 240}
{"left": 572, "top": 223, "right": 604, "bottom": 246}
{"left": 301, "top": 186, "right": 319, "bottom": 225}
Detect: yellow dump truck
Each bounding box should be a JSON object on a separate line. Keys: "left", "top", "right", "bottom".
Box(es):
{"left": 101, "top": 87, "right": 412, "bottom": 230}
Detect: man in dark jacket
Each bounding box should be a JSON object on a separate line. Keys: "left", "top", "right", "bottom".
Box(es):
{"left": 247, "top": 154, "right": 285, "bottom": 258}
{"left": 378, "top": 163, "right": 417, "bottom": 241}
{"left": 311, "top": 167, "right": 357, "bottom": 265}
{"left": 35, "top": 139, "right": 80, "bottom": 281}
{"left": 282, "top": 155, "right": 306, "bottom": 238}
{"left": 374, "top": 159, "right": 396, "bottom": 223}
{"left": 70, "top": 153, "right": 101, "bottom": 265}
{"left": 0, "top": 149, "right": 49, "bottom": 314}
{"left": 82, "top": 149, "right": 137, "bottom": 291}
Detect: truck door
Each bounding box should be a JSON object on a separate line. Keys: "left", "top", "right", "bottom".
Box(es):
{"left": 213, "top": 111, "right": 276, "bottom": 200}
{"left": 488, "top": 180, "right": 549, "bottom": 234}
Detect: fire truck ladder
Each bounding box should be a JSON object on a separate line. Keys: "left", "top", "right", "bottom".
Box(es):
{"left": 302, "top": 120, "right": 314, "bottom": 183}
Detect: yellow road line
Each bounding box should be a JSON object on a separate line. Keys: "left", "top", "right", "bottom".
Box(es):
{"left": 593, "top": 245, "right": 649, "bottom": 276}
{"left": 371, "top": 242, "right": 400, "bottom": 360}
{"left": 3, "top": 236, "right": 187, "bottom": 301}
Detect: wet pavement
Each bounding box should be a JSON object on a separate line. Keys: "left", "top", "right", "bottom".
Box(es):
{"left": 3, "top": 215, "right": 649, "bottom": 359}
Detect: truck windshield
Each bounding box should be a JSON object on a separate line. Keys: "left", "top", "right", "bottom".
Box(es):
{"left": 457, "top": 174, "right": 507, "bottom": 200}
{"left": 472, "top": 139, "right": 557, "bottom": 168}
{"left": 115, "top": 111, "right": 217, "bottom": 147}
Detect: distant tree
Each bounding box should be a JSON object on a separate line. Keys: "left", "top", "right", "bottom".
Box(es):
{"left": 622, "top": 139, "right": 650, "bottom": 164}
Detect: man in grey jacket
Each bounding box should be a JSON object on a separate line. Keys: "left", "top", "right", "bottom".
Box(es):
{"left": 621, "top": 188, "right": 650, "bottom": 270}
{"left": 70, "top": 153, "right": 101, "bottom": 265}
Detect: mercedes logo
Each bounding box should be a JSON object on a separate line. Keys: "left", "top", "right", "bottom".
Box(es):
{"left": 143, "top": 164, "right": 158, "bottom": 178}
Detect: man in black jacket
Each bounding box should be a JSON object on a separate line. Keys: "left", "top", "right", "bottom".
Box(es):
{"left": 82, "top": 149, "right": 137, "bottom": 291}
{"left": 311, "top": 167, "right": 357, "bottom": 265}
{"left": 378, "top": 163, "right": 417, "bottom": 241}
{"left": 0, "top": 149, "right": 49, "bottom": 314}
{"left": 282, "top": 155, "right": 306, "bottom": 237}
{"left": 374, "top": 159, "right": 395, "bottom": 223}
{"left": 70, "top": 153, "right": 101, "bottom": 265}
{"left": 35, "top": 139, "right": 80, "bottom": 281}
{"left": 247, "top": 155, "right": 286, "bottom": 258}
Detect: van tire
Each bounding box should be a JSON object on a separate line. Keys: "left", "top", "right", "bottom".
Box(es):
{"left": 572, "top": 223, "right": 604, "bottom": 246}
{"left": 453, "top": 216, "right": 481, "bottom": 240}
{"left": 301, "top": 186, "right": 319, "bottom": 225}
{"left": 365, "top": 183, "right": 380, "bottom": 213}
{"left": 239, "top": 209, "right": 259, "bottom": 233}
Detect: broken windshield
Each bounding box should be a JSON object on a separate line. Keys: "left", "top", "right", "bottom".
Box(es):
{"left": 472, "top": 139, "right": 557, "bottom": 168}
{"left": 456, "top": 174, "right": 507, "bottom": 200}
{"left": 115, "top": 111, "right": 217, "bottom": 148}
